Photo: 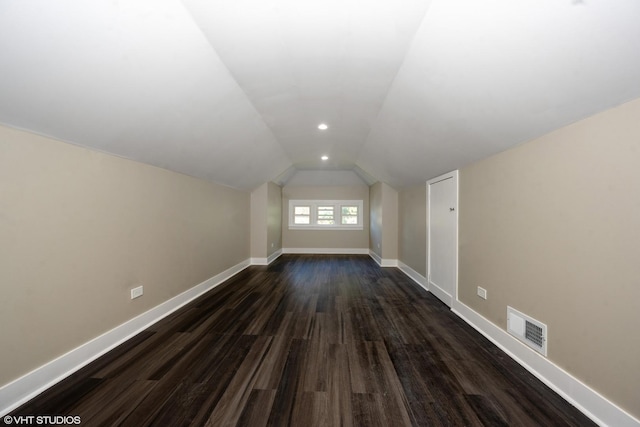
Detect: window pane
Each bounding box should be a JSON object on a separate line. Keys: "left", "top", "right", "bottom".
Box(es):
{"left": 317, "top": 219, "right": 335, "bottom": 224}
{"left": 341, "top": 206, "right": 359, "bottom": 225}
{"left": 293, "top": 205, "right": 310, "bottom": 224}
{"left": 294, "top": 216, "right": 310, "bottom": 224}
{"left": 341, "top": 206, "right": 358, "bottom": 216}
{"left": 317, "top": 206, "right": 335, "bottom": 224}
{"left": 342, "top": 215, "right": 358, "bottom": 225}
{"left": 294, "top": 206, "right": 310, "bottom": 215}
{"left": 318, "top": 206, "right": 333, "bottom": 214}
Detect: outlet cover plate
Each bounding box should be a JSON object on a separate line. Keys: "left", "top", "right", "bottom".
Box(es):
{"left": 477, "top": 286, "right": 487, "bottom": 300}
{"left": 131, "top": 286, "right": 143, "bottom": 300}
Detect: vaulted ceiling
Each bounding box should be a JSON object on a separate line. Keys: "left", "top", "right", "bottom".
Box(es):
{"left": 1, "top": 0, "right": 639, "bottom": 189}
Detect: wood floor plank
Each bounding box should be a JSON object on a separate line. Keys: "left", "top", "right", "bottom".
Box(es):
{"left": 290, "top": 391, "right": 329, "bottom": 427}
{"left": 205, "top": 336, "right": 273, "bottom": 426}
{"left": 10, "top": 255, "right": 597, "bottom": 427}
{"left": 253, "top": 333, "right": 293, "bottom": 390}
{"left": 300, "top": 337, "right": 329, "bottom": 392}
{"left": 265, "top": 339, "right": 307, "bottom": 426}
{"left": 351, "top": 393, "right": 393, "bottom": 427}
{"left": 235, "top": 389, "right": 277, "bottom": 427}
{"left": 326, "top": 343, "right": 354, "bottom": 427}
{"left": 74, "top": 379, "right": 158, "bottom": 426}
{"left": 385, "top": 343, "right": 438, "bottom": 425}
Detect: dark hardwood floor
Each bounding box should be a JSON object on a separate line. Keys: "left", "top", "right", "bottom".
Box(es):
{"left": 9, "top": 255, "right": 595, "bottom": 426}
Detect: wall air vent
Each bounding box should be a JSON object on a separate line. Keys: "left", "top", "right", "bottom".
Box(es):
{"left": 507, "top": 306, "right": 547, "bottom": 357}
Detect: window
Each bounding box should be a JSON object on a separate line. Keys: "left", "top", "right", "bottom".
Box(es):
{"left": 288, "top": 200, "right": 363, "bottom": 230}
{"left": 293, "top": 205, "right": 311, "bottom": 224}
{"left": 317, "top": 206, "right": 335, "bottom": 224}
{"left": 341, "top": 205, "right": 359, "bottom": 225}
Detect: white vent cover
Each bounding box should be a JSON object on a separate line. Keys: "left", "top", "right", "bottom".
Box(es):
{"left": 507, "top": 306, "right": 547, "bottom": 357}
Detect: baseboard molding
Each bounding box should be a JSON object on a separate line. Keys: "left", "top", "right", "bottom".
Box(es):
{"left": 0, "top": 258, "right": 252, "bottom": 417}
{"left": 249, "top": 249, "right": 282, "bottom": 265}
{"left": 397, "top": 261, "right": 428, "bottom": 292}
{"left": 368, "top": 250, "right": 397, "bottom": 267}
{"left": 380, "top": 259, "right": 397, "bottom": 267}
{"left": 451, "top": 301, "right": 640, "bottom": 427}
{"left": 282, "top": 247, "right": 369, "bottom": 255}
{"left": 369, "top": 250, "right": 382, "bottom": 265}
{"left": 267, "top": 249, "right": 283, "bottom": 264}
{"left": 250, "top": 249, "right": 283, "bottom": 266}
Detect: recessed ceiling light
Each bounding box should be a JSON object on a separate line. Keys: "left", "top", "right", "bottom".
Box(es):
{"left": 318, "top": 123, "right": 328, "bottom": 130}
{"left": 321, "top": 155, "right": 329, "bottom": 161}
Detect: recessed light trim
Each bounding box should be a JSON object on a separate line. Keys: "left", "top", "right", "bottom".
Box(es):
{"left": 318, "top": 123, "right": 328, "bottom": 130}
{"left": 321, "top": 155, "right": 329, "bottom": 161}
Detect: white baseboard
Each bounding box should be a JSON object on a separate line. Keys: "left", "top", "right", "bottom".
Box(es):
{"left": 451, "top": 301, "right": 640, "bottom": 427}
{"left": 0, "top": 259, "right": 251, "bottom": 417}
{"left": 397, "top": 261, "right": 428, "bottom": 292}
{"left": 282, "top": 247, "right": 369, "bottom": 255}
{"left": 250, "top": 249, "right": 283, "bottom": 266}
{"left": 267, "top": 249, "right": 283, "bottom": 264}
{"left": 369, "top": 250, "right": 382, "bottom": 265}
{"left": 368, "top": 250, "right": 397, "bottom": 267}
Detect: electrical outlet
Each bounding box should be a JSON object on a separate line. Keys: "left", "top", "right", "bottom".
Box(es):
{"left": 477, "top": 286, "right": 487, "bottom": 300}
{"left": 131, "top": 286, "right": 143, "bottom": 300}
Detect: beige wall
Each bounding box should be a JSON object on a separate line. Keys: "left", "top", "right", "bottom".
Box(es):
{"left": 459, "top": 98, "right": 640, "bottom": 417}
{"left": 369, "top": 182, "right": 383, "bottom": 256}
{"left": 250, "top": 183, "right": 268, "bottom": 258}
{"left": 398, "top": 184, "right": 426, "bottom": 275}
{"left": 0, "top": 125, "right": 250, "bottom": 387}
{"left": 282, "top": 186, "right": 369, "bottom": 249}
{"left": 369, "top": 182, "right": 398, "bottom": 260}
{"left": 267, "top": 182, "right": 282, "bottom": 257}
{"left": 381, "top": 183, "right": 398, "bottom": 260}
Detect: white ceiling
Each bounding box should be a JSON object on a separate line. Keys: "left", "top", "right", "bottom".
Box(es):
{"left": 1, "top": 0, "right": 639, "bottom": 189}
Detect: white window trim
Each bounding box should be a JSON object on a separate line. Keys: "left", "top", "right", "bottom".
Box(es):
{"left": 288, "top": 199, "right": 364, "bottom": 230}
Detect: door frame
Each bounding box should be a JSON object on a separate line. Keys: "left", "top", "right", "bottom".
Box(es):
{"left": 426, "top": 170, "right": 459, "bottom": 307}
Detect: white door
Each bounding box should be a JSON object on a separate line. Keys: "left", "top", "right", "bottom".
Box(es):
{"left": 427, "top": 171, "right": 458, "bottom": 307}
